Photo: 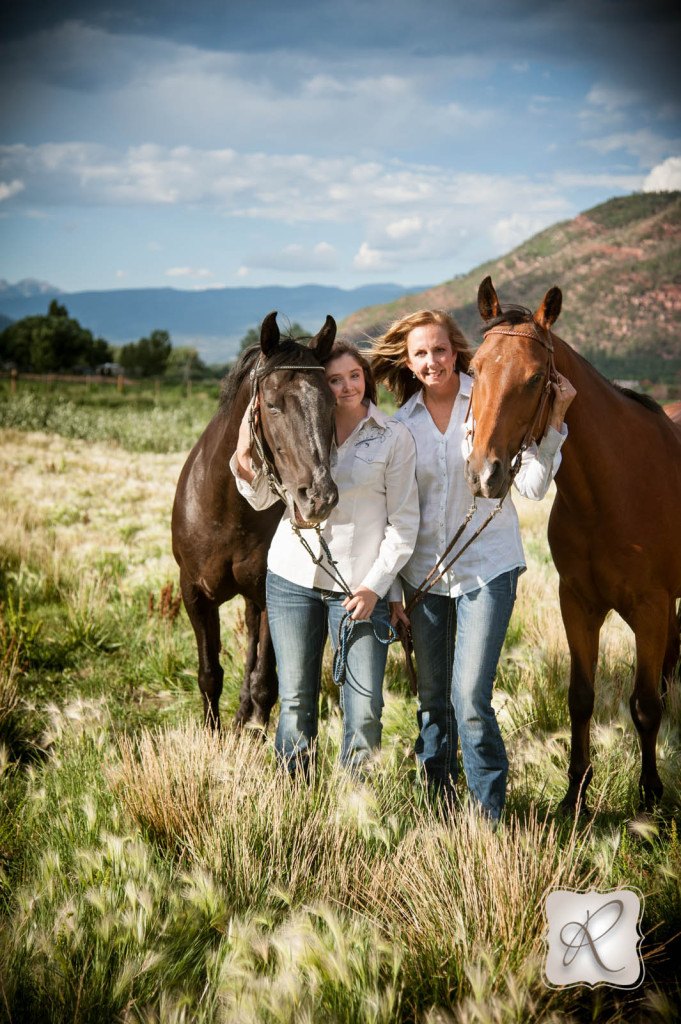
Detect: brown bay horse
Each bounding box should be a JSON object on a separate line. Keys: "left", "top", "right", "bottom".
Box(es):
{"left": 172, "top": 312, "right": 338, "bottom": 729}
{"left": 466, "top": 276, "right": 681, "bottom": 811}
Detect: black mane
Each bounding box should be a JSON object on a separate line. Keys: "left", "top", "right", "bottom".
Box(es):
{"left": 480, "top": 305, "right": 534, "bottom": 334}
{"left": 219, "top": 336, "right": 317, "bottom": 413}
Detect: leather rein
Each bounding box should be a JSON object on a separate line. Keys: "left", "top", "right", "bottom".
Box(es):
{"left": 398, "top": 316, "right": 557, "bottom": 694}
{"left": 247, "top": 352, "right": 397, "bottom": 679}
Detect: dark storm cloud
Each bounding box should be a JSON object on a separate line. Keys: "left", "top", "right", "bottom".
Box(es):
{"left": 4, "top": 1, "right": 680, "bottom": 109}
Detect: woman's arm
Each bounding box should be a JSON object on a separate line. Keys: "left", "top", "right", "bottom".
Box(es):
{"left": 229, "top": 401, "right": 281, "bottom": 511}
{"left": 353, "top": 424, "right": 420, "bottom": 604}
{"left": 514, "top": 373, "right": 576, "bottom": 500}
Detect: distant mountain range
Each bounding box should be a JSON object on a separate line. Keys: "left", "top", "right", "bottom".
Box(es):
{"left": 340, "top": 192, "right": 681, "bottom": 376}
{"left": 0, "top": 282, "right": 425, "bottom": 364}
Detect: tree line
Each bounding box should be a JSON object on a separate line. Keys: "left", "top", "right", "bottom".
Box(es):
{"left": 0, "top": 300, "right": 174, "bottom": 378}
{"left": 0, "top": 302, "right": 309, "bottom": 379}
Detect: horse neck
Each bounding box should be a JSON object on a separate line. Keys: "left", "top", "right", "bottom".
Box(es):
{"left": 550, "top": 333, "right": 622, "bottom": 495}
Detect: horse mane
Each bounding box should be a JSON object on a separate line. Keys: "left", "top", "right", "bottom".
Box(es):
{"left": 483, "top": 306, "right": 664, "bottom": 418}
{"left": 218, "top": 336, "right": 316, "bottom": 413}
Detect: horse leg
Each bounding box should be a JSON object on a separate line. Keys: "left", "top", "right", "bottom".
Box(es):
{"left": 180, "top": 571, "right": 224, "bottom": 729}
{"left": 559, "top": 583, "right": 605, "bottom": 812}
{"left": 661, "top": 598, "right": 680, "bottom": 698}
{"left": 248, "top": 607, "right": 278, "bottom": 729}
{"left": 627, "top": 602, "right": 666, "bottom": 811}
{"left": 234, "top": 598, "right": 260, "bottom": 729}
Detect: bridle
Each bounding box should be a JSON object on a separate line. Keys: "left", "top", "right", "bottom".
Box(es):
{"left": 469, "top": 315, "right": 558, "bottom": 456}
{"left": 247, "top": 352, "right": 326, "bottom": 515}
{"left": 398, "top": 315, "right": 558, "bottom": 695}
{"left": 247, "top": 351, "right": 397, "bottom": 676}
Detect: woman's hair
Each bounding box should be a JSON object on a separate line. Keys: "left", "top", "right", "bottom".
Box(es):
{"left": 319, "top": 338, "right": 378, "bottom": 405}
{"left": 370, "top": 309, "right": 473, "bottom": 407}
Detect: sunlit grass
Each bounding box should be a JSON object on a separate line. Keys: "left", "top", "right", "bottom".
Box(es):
{"left": 0, "top": 427, "right": 680, "bottom": 1023}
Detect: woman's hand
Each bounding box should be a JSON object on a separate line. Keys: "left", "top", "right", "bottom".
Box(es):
{"left": 235, "top": 400, "right": 258, "bottom": 482}
{"left": 343, "top": 586, "right": 379, "bottom": 621}
{"left": 549, "top": 374, "right": 577, "bottom": 430}
{"left": 390, "top": 600, "right": 410, "bottom": 630}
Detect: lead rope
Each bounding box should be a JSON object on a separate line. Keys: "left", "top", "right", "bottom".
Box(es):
{"left": 290, "top": 521, "right": 396, "bottom": 686}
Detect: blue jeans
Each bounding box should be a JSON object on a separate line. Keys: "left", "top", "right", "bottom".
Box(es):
{"left": 266, "top": 571, "right": 391, "bottom": 772}
{"left": 404, "top": 568, "right": 518, "bottom": 820}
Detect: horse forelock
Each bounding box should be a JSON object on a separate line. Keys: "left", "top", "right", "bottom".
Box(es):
{"left": 480, "top": 305, "right": 534, "bottom": 334}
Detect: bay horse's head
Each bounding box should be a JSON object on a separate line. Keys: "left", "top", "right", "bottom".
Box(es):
{"left": 464, "top": 276, "right": 562, "bottom": 499}
{"left": 254, "top": 311, "right": 338, "bottom": 524}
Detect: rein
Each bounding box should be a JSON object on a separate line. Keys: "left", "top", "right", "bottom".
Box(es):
{"left": 248, "top": 353, "right": 396, "bottom": 686}
{"left": 398, "top": 316, "right": 557, "bottom": 695}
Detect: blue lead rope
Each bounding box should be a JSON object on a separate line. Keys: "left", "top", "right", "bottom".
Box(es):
{"left": 332, "top": 612, "right": 397, "bottom": 687}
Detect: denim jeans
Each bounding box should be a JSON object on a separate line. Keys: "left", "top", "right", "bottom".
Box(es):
{"left": 404, "top": 568, "right": 518, "bottom": 820}
{"left": 266, "top": 571, "right": 391, "bottom": 772}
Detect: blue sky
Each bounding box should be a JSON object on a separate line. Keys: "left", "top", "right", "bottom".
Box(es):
{"left": 1, "top": 0, "right": 680, "bottom": 294}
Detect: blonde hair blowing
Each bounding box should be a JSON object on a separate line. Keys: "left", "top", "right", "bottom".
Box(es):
{"left": 370, "top": 309, "right": 473, "bottom": 407}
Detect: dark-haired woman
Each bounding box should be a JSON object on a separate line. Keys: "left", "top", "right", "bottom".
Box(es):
{"left": 372, "top": 310, "right": 575, "bottom": 819}
{"left": 232, "top": 340, "right": 419, "bottom": 774}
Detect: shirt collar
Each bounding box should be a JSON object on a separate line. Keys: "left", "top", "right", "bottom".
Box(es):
{"left": 409, "top": 372, "right": 472, "bottom": 413}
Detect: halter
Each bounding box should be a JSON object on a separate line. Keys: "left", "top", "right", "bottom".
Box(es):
{"left": 248, "top": 353, "right": 326, "bottom": 514}
{"left": 470, "top": 316, "right": 558, "bottom": 455}
{"left": 248, "top": 351, "right": 397, "bottom": 678}
{"left": 398, "top": 316, "right": 558, "bottom": 695}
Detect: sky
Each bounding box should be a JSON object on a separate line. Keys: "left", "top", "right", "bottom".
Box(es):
{"left": 1, "top": 0, "right": 680, "bottom": 294}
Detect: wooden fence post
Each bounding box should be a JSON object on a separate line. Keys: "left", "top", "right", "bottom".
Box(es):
{"left": 10, "top": 369, "right": 17, "bottom": 395}
{"left": 117, "top": 374, "right": 124, "bottom": 393}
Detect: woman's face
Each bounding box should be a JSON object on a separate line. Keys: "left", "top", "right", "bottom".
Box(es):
{"left": 325, "top": 353, "right": 366, "bottom": 411}
{"left": 406, "top": 323, "right": 457, "bottom": 394}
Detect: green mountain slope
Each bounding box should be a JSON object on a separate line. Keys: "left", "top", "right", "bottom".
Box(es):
{"left": 341, "top": 192, "right": 681, "bottom": 384}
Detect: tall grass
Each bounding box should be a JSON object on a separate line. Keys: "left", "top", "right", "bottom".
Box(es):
{"left": 0, "top": 427, "right": 680, "bottom": 1022}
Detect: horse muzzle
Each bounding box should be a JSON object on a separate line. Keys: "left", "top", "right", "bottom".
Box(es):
{"left": 292, "top": 482, "right": 339, "bottom": 525}
{"left": 464, "top": 454, "right": 509, "bottom": 500}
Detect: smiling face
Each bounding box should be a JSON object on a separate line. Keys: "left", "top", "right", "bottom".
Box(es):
{"left": 324, "top": 352, "right": 366, "bottom": 412}
{"left": 405, "top": 323, "right": 457, "bottom": 394}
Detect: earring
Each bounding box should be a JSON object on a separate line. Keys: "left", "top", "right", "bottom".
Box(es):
{"left": 412, "top": 372, "right": 416, "bottom": 379}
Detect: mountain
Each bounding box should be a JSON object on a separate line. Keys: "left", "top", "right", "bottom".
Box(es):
{"left": 0, "top": 278, "right": 63, "bottom": 300}
{"left": 340, "top": 191, "right": 681, "bottom": 379}
{"left": 0, "top": 282, "right": 425, "bottom": 364}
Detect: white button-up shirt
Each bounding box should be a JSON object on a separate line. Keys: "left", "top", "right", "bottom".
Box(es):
{"left": 393, "top": 372, "right": 566, "bottom": 598}
{"left": 230, "top": 401, "right": 419, "bottom": 598}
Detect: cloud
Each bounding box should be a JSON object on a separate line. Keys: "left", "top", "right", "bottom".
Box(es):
{"left": 643, "top": 156, "right": 681, "bottom": 192}
{"left": 165, "top": 266, "right": 213, "bottom": 278}
{"left": 0, "top": 178, "right": 24, "bottom": 201}
{"left": 242, "top": 242, "right": 339, "bottom": 273}
{"left": 581, "top": 129, "right": 681, "bottom": 167}
{"left": 490, "top": 213, "right": 551, "bottom": 252}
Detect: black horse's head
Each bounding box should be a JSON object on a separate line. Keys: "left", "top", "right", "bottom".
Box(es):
{"left": 255, "top": 312, "right": 338, "bottom": 524}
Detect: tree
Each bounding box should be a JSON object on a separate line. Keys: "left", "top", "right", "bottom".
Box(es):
{"left": 238, "top": 321, "right": 308, "bottom": 353}
{"left": 0, "top": 303, "right": 113, "bottom": 372}
{"left": 119, "top": 329, "right": 172, "bottom": 377}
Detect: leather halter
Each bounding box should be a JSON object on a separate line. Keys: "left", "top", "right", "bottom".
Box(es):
{"left": 470, "top": 316, "right": 558, "bottom": 456}
{"left": 248, "top": 353, "right": 326, "bottom": 514}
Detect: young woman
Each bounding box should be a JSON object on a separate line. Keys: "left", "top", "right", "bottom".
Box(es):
{"left": 231, "top": 340, "right": 419, "bottom": 774}
{"left": 372, "top": 310, "right": 576, "bottom": 820}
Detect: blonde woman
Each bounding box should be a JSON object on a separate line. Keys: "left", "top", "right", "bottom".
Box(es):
{"left": 372, "top": 310, "right": 575, "bottom": 819}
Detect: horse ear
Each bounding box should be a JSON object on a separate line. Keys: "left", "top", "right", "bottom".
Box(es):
{"left": 260, "top": 311, "right": 280, "bottom": 356}
{"left": 478, "top": 276, "right": 502, "bottom": 322}
{"left": 535, "top": 287, "right": 562, "bottom": 329}
{"left": 308, "top": 315, "right": 337, "bottom": 360}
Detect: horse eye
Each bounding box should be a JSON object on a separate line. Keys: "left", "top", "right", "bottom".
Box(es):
{"left": 530, "top": 373, "right": 544, "bottom": 386}
{"left": 266, "top": 402, "right": 278, "bottom": 413}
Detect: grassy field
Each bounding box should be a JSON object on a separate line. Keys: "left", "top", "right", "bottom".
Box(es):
{"left": 0, "top": 395, "right": 680, "bottom": 1023}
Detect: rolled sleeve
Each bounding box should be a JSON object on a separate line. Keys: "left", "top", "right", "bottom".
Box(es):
{"left": 229, "top": 452, "right": 280, "bottom": 510}
{"left": 514, "top": 424, "right": 567, "bottom": 501}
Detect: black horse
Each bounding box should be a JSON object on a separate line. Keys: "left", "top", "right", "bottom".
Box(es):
{"left": 172, "top": 312, "right": 339, "bottom": 728}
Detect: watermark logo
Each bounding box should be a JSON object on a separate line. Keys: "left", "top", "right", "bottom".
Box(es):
{"left": 542, "top": 887, "right": 644, "bottom": 989}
